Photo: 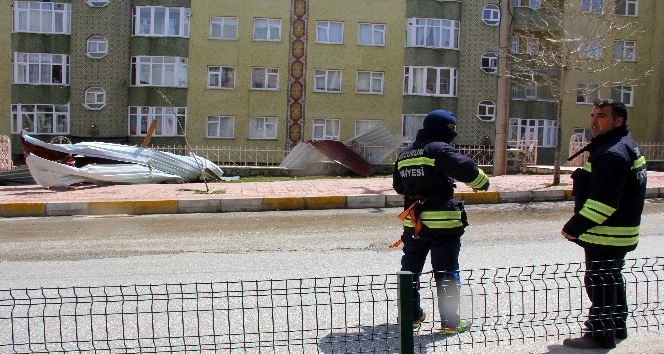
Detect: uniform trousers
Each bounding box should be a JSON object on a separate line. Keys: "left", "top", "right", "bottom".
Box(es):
{"left": 583, "top": 248, "right": 628, "bottom": 337}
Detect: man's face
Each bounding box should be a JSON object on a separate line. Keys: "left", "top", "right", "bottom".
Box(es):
{"left": 590, "top": 106, "right": 623, "bottom": 137}
{"left": 447, "top": 123, "right": 457, "bottom": 132}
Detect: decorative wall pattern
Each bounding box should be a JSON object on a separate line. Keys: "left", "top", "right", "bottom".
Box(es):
{"left": 286, "top": 0, "right": 308, "bottom": 150}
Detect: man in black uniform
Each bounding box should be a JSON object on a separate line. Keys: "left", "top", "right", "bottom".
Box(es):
{"left": 561, "top": 99, "right": 647, "bottom": 349}
{"left": 393, "top": 109, "right": 490, "bottom": 333}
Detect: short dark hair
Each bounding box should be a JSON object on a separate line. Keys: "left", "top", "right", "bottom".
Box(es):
{"left": 593, "top": 98, "right": 628, "bottom": 124}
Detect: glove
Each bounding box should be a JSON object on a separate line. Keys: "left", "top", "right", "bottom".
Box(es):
{"left": 473, "top": 180, "right": 490, "bottom": 192}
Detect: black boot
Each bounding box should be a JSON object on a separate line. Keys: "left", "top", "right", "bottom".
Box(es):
{"left": 563, "top": 333, "right": 616, "bottom": 349}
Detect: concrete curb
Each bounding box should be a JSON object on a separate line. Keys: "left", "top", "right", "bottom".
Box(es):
{"left": 1, "top": 188, "right": 662, "bottom": 218}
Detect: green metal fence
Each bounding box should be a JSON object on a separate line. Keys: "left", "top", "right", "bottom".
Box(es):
{"left": 1, "top": 257, "right": 662, "bottom": 353}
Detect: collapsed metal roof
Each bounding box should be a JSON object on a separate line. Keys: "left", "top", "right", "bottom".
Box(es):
{"left": 279, "top": 124, "right": 403, "bottom": 176}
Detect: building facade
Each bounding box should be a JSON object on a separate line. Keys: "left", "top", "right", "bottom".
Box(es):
{"left": 3, "top": 0, "right": 662, "bottom": 165}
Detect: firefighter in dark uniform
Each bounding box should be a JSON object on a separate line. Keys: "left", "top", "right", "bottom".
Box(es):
{"left": 392, "top": 109, "right": 490, "bottom": 334}
{"left": 561, "top": 99, "right": 647, "bottom": 350}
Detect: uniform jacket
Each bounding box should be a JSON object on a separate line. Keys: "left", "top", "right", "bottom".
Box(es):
{"left": 562, "top": 125, "right": 647, "bottom": 253}
{"left": 393, "top": 133, "right": 489, "bottom": 235}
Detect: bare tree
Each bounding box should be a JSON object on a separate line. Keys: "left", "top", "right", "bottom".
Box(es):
{"left": 504, "top": 0, "right": 652, "bottom": 185}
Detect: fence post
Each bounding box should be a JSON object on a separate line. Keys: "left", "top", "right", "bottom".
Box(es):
{"left": 398, "top": 271, "right": 415, "bottom": 354}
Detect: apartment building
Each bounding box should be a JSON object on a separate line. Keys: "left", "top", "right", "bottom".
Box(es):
{"left": 3, "top": 0, "right": 662, "bottom": 166}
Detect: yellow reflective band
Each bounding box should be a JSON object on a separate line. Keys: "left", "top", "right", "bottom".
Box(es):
{"left": 397, "top": 157, "right": 435, "bottom": 170}
{"left": 420, "top": 211, "right": 463, "bottom": 219}
{"left": 467, "top": 169, "right": 488, "bottom": 189}
{"left": 579, "top": 207, "right": 607, "bottom": 224}
{"left": 578, "top": 234, "right": 639, "bottom": 246}
{"left": 632, "top": 156, "right": 646, "bottom": 170}
{"left": 587, "top": 225, "right": 640, "bottom": 236}
{"left": 583, "top": 161, "right": 592, "bottom": 172}
{"left": 584, "top": 199, "right": 616, "bottom": 216}
{"left": 422, "top": 220, "right": 465, "bottom": 229}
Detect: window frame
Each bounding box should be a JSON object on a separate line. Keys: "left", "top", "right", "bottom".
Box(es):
{"left": 12, "top": 1, "right": 71, "bottom": 34}
{"left": 251, "top": 67, "right": 279, "bottom": 90}
{"left": 611, "top": 85, "right": 634, "bottom": 106}
{"left": 209, "top": 16, "right": 238, "bottom": 40}
{"left": 406, "top": 17, "right": 460, "bottom": 50}
{"left": 132, "top": 6, "right": 190, "bottom": 38}
{"left": 578, "top": 39, "right": 603, "bottom": 59}
{"left": 354, "top": 120, "right": 382, "bottom": 136}
{"left": 86, "top": 35, "right": 108, "bottom": 59}
{"left": 358, "top": 23, "right": 385, "bottom": 46}
{"left": 482, "top": 5, "right": 500, "bottom": 26}
{"left": 401, "top": 114, "right": 427, "bottom": 143}
{"left": 403, "top": 66, "right": 457, "bottom": 97}
{"left": 513, "top": 0, "right": 542, "bottom": 9}
{"left": 576, "top": 83, "right": 601, "bottom": 104}
{"left": 612, "top": 40, "right": 636, "bottom": 61}
{"left": 206, "top": 115, "right": 235, "bottom": 138}
{"left": 477, "top": 100, "right": 496, "bottom": 122}
{"left": 312, "top": 118, "right": 341, "bottom": 140}
{"left": 356, "top": 71, "right": 384, "bottom": 94}
{"left": 581, "top": 0, "right": 604, "bottom": 14}
{"left": 207, "top": 66, "right": 236, "bottom": 89}
{"left": 128, "top": 106, "right": 186, "bottom": 137}
{"left": 615, "top": 0, "right": 638, "bottom": 16}
{"left": 83, "top": 87, "right": 106, "bottom": 110}
{"left": 86, "top": 0, "right": 109, "bottom": 7}
{"left": 11, "top": 103, "right": 70, "bottom": 135}
{"left": 526, "top": 37, "right": 539, "bottom": 55}
{"left": 13, "top": 52, "right": 69, "bottom": 85}
{"left": 249, "top": 117, "right": 278, "bottom": 140}
{"left": 481, "top": 52, "right": 498, "bottom": 73}
{"left": 316, "top": 21, "right": 344, "bottom": 44}
{"left": 508, "top": 118, "right": 558, "bottom": 148}
{"left": 314, "top": 69, "right": 342, "bottom": 93}
{"left": 253, "top": 18, "right": 282, "bottom": 41}
{"left": 130, "top": 56, "right": 188, "bottom": 88}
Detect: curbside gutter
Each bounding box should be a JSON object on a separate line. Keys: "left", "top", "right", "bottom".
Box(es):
{"left": 1, "top": 188, "right": 662, "bottom": 218}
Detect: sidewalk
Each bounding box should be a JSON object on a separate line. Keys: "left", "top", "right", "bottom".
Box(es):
{"left": 1, "top": 172, "right": 663, "bottom": 217}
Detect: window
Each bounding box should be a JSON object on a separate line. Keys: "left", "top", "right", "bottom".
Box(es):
{"left": 577, "top": 83, "right": 600, "bottom": 104}
{"left": 611, "top": 86, "right": 633, "bottom": 106}
{"left": 481, "top": 53, "right": 498, "bottom": 73}
{"left": 11, "top": 104, "right": 70, "bottom": 134}
{"left": 526, "top": 37, "right": 539, "bottom": 54}
{"left": 579, "top": 39, "right": 602, "bottom": 59}
{"left": 128, "top": 106, "right": 186, "bottom": 136}
{"left": 477, "top": 101, "right": 496, "bottom": 122}
{"left": 251, "top": 67, "right": 279, "bottom": 90}
{"left": 206, "top": 116, "right": 234, "bottom": 138}
{"left": 317, "top": 21, "right": 343, "bottom": 44}
{"left": 508, "top": 118, "right": 558, "bottom": 148}
{"left": 210, "top": 17, "right": 238, "bottom": 39}
{"left": 131, "top": 56, "right": 188, "bottom": 87}
{"left": 512, "top": 83, "right": 540, "bottom": 100}
{"left": 314, "top": 69, "right": 342, "bottom": 92}
{"left": 12, "top": 1, "right": 71, "bottom": 34}
{"left": 13, "top": 53, "right": 69, "bottom": 85}
{"left": 513, "top": 0, "right": 541, "bottom": 8}
{"left": 253, "top": 18, "right": 281, "bottom": 41}
{"left": 482, "top": 5, "right": 500, "bottom": 26}
{"left": 358, "top": 23, "right": 385, "bottom": 46}
{"left": 355, "top": 120, "right": 382, "bottom": 136}
{"left": 208, "top": 66, "right": 235, "bottom": 89}
{"left": 86, "top": 36, "right": 108, "bottom": 59}
{"left": 312, "top": 119, "right": 341, "bottom": 140}
{"left": 133, "top": 6, "right": 190, "bottom": 37}
{"left": 403, "top": 66, "right": 457, "bottom": 97}
{"left": 356, "top": 71, "right": 384, "bottom": 94}
{"left": 249, "top": 117, "right": 278, "bottom": 139}
{"left": 615, "top": 0, "right": 638, "bottom": 16}
{"left": 86, "top": 0, "right": 109, "bottom": 7}
{"left": 84, "top": 87, "right": 106, "bottom": 110}
{"left": 511, "top": 36, "right": 520, "bottom": 53}
{"left": 613, "top": 40, "right": 635, "bottom": 61}
{"left": 406, "top": 18, "right": 460, "bottom": 50}
{"left": 401, "top": 114, "right": 426, "bottom": 143}
{"left": 582, "top": 0, "right": 604, "bottom": 14}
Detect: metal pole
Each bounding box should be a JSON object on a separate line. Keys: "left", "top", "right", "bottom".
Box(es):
{"left": 398, "top": 271, "right": 415, "bottom": 354}
{"left": 494, "top": 0, "right": 512, "bottom": 176}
